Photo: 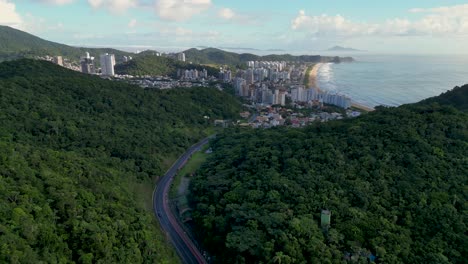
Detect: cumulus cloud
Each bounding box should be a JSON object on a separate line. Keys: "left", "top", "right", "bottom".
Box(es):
{"left": 218, "top": 8, "right": 235, "bottom": 20}
{"left": 292, "top": 5, "right": 468, "bottom": 37}
{"left": 35, "top": 0, "right": 75, "bottom": 5}
{"left": 88, "top": 0, "right": 137, "bottom": 14}
{"left": 155, "top": 0, "right": 211, "bottom": 21}
{"left": 0, "top": 0, "right": 23, "bottom": 29}
{"left": 292, "top": 10, "right": 376, "bottom": 36}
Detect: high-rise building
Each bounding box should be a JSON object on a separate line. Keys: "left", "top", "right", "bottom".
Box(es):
{"left": 234, "top": 78, "right": 248, "bottom": 97}
{"left": 100, "top": 53, "right": 116, "bottom": 76}
{"left": 53, "top": 56, "right": 63, "bottom": 66}
{"left": 80, "top": 52, "right": 95, "bottom": 74}
{"left": 201, "top": 69, "right": 208, "bottom": 79}
{"left": 274, "top": 89, "right": 286, "bottom": 106}
{"left": 245, "top": 69, "right": 254, "bottom": 84}
{"left": 177, "top": 52, "right": 186, "bottom": 62}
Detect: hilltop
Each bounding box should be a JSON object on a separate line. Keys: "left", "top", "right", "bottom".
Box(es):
{"left": 114, "top": 54, "right": 218, "bottom": 77}
{"left": 183, "top": 47, "right": 354, "bottom": 66}
{"left": 418, "top": 85, "right": 468, "bottom": 112}
{"left": 0, "top": 59, "right": 242, "bottom": 263}
{"left": 189, "top": 84, "right": 468, "bottom": 263}
{"left": 0, "top": 26, "right": 131, "bottom": 62}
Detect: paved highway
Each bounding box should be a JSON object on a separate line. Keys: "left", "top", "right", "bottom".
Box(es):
{"left": 153, "top": 137, "right": 212, "bottom": 264}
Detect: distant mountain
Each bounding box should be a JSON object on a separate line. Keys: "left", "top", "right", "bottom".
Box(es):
{"left": 0, "top": 25, "right": 131, "bottom": 63}
{"left": 327, "top": 46, "right": 364, "bottom": 52}
{"left": 183, "top": 47, "right": 354, "bottom": 66}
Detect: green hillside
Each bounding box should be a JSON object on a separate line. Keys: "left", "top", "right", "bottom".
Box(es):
{"left": 0, "top": 59, "right": 242, "bottom": 263}
{"left": 189, "top": 85, "right": 468, "bottom": 263}
{"left": 419, "top": 85, "right": 468, "bottom": 112}
{"left": 0, "top": 26, "right": 131, "bottom": 63}
{"left": 115, "top": 55, "right": 218, "bottom": 77}
{"left": 183, "top": 47, "right": 354, "bottom": 66}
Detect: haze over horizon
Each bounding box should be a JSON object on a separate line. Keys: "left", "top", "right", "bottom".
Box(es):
{"left": 1, "top": 0, "right": 468, "bottom": 55}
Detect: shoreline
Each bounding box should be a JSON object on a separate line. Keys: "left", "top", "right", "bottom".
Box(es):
{"left": 351, "top": 102, "right": 375, "bottom": 112}
{"left": 310, "top": 63, "right": 375, "bottom": 112}
{"left": 307, "top": 63, "right": 323, "bottom": 93}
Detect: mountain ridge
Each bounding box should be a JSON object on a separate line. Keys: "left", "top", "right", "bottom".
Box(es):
{"left": 183, "top": 47, "right": 355, "bottom": 65}
{"left": 0, "top": 25, "right": 131, "bottom": 63}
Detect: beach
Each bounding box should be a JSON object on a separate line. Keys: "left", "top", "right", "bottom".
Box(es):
{"left": 311, "top": 63, "right": 375, "bottom": 112}
{"left": 351, "top": 102, "right": 374, "bottom": 112}
{"left": 307, "top": 63, "right": 323, "bottom": 93}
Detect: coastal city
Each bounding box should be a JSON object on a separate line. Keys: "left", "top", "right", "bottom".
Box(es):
{"left": 2, "top": 1, "right": 466, "bottom": 264}
{"left": 40, "top": 51, "right": 367, "bottom": 129}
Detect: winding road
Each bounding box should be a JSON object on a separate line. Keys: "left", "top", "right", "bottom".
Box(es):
{"left": 153, "top": 137, "right": 212, "bottom": 264}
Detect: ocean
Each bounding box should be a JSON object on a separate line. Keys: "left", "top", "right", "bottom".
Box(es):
{"left": 316, "top": 54, "right": 468, "bottom": 108}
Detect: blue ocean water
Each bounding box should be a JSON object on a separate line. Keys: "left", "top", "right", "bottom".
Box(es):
{"left": 317, "top": 55, "right": 468, "bottom": 108}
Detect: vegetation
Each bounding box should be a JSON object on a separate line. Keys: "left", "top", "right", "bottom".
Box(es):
{"left": 303, "top": 65, "right": 313, "bottom": 87}
{"left": 114, "top": 55, "right": 218, "bottom": 77}
{"left": 0, "top": 59, "right": 242, "bottom": 263}
{"left": 189, "top": 85, "right": 468, "bottom": 263}
{"left": 183, "top": 48, "right": 354, "bottom": 66}
{"left": 0, "top": 26, "right": 131, "bottom": 63}
{"left": 419, "top": 85, "right": 468, "bottom": 112}
{"left": 171, "top": 147, "right": 210, "bottom": 199}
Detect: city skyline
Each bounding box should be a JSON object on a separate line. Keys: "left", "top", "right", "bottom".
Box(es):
{"left": 1, "top": 0, "right": 468, "bottom": 54}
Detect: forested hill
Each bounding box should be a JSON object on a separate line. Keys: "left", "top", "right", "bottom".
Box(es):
{"left": 0, "top": 59, "right": 242, "bottom": 263}
{"left": 418, "top": 84, "right": 468, "bottom": 112}
{"left": 189, "top": 85, "right": 468, "bottom": 263}
{"left": 183, "top": 47, "right": 354, "bottom": 66}
{"left": 0, "top": 26, "right": 131, "bottom": 62}
{"left": 114, "top": 55, "right": 218, "bottom": 77}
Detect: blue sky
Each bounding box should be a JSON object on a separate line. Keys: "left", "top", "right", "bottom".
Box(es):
{"left": 1, "top": 0, "right": 468, "bottom": 54}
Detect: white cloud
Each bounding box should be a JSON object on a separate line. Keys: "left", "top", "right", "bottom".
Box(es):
{"left": 292, "top": 5, "right": 468, "bottom": 37}
{"left": 155, "top": 0, "right": 212, "bottom": 21}
{"left": 0, "top": 0, "right": 23, "bottom": 29}
{"left": 218, "top": 8, "right": 235, "bottom": 20}
{"left": 36, "top": 0, "right": 75, "bottom": 5}
{"left": 87, "top": 0, "right": 137, "bottom": 14}
{"left": 291, "top": 10, "right": 376, "bottom": 36}
{"left": 409, "top": 4, "right": 468, "bottom": 16}
{"left": 128, "top": 18, "right": 137, "bottom": 28}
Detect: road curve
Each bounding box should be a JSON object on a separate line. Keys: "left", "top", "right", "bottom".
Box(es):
{"left": 153, "top": 137, "right": 212, "bottom": 264}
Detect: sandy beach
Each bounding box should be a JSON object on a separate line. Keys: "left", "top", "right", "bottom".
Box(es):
{"left": 307, "top": 63, "right": 323, "bottom": 93}
{"left": 309, "top": 63, "right": 375, "bottom": 112}
{"left": 351, "top": 102, "right": 375, "bottom": 112}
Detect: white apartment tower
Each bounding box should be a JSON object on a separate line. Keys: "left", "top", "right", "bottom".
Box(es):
{"left": 100, "top": 53, "right": 116, "bottom": 76}
{"left": 177, "top": 52, "right": 186, "bottom": 62}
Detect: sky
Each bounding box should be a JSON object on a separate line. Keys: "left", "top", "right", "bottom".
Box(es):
{"left": 1, "top": 0, "right": 468, "bottom": 54}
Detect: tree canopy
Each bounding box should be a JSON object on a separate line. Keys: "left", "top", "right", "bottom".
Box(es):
{"left": 189, "top": 85, "right": 468, "bottom": 263}
{"left": 0, "top": 59, "right": 242, "bottom": 263}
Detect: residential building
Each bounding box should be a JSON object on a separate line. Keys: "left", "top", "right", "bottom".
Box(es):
{"left": 100, "top": 53, "right": 116, "bottom": 76}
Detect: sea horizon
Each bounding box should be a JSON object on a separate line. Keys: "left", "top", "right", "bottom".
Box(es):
{"left": 316, "top": 53, "right": 468, "bottom": 108}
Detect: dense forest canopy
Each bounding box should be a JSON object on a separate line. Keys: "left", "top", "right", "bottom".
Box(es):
{"left": 189, "top": 85, "right": 468, "bottom": 263}
{"left": 0, "top": 59, "right": 242, "bottom": 263}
